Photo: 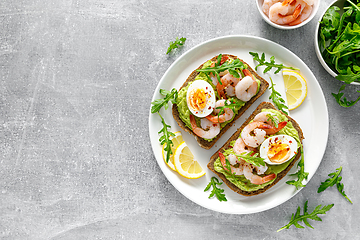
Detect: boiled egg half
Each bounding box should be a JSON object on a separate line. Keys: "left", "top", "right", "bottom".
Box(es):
{"left": 186, "top": 80, "right": 216, "bottom": 118}
{"left": 259, "top": 135, "right": 298, "bottom": 165}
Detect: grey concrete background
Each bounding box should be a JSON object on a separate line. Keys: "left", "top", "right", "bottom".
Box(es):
{"left": 1, "top": 0, "right": 359, "bottom": 239}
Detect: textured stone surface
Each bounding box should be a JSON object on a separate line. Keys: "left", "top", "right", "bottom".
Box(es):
{"left": 1, "top": 0, "right": 359, "bottom": 239}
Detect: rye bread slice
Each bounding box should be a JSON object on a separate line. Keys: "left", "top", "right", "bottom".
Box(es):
{"left": 172, "top": 54, "right": 269, "bottom": 149}
{"left": 207, "top": 102, "right": 305, "bottom": 196}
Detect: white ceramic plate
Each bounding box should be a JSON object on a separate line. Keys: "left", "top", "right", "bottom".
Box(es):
{"left": 149, "top": 35, "right": 328, "bottom": 214}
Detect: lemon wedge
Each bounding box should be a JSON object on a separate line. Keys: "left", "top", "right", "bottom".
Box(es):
{"left": 173, "top": 141, "right": 206, "bottom": 179}
{"left": 162, "top": 131, "right": 183, "bottom": 171}
{"left": 283, "top": 70, "right": 307, "bottom": 110}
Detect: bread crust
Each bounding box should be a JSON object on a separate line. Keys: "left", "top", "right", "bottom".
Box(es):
{"left": 172, "top": 54, "right": 269, "bottom": 149}
{"left": 207, "top": 102, "right": 305, "bottom": 196}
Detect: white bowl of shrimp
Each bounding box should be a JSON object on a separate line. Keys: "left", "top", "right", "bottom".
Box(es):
{"left": 256, "top": 0, "right": 320, "bottom": 29}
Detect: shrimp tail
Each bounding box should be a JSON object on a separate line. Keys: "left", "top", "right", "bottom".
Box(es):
{"left": 206, "top": 114, "right": 221, "bottom": 123}
{"left": 262, "top": 121, "right": 288, "bottom": 135}
{"left": 292, "top": 4, "right": 302, "bottom": 19}
{"left": 261, "top": 173, "right": 277, "bottom": 184}
{"left": 250, "top": 173, "right": 276, "bottom": 185}
{"left": 189, "top": 114, "right": 197, "bottom": 130}
{"left": 216, "top": 80, "right": 228, "bottom": 99}
{"left": 218, "top": 152, "right": 230, "bottom": 171}
{"left": 242, "top": 69, "right": 255, "bottom": 80}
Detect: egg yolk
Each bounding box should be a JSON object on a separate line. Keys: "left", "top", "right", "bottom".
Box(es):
{"left": 188, "top": 89, "right": 207, "bottom": 111}
{"left": 267, "top": 140, "right": 291, "bottom": 163}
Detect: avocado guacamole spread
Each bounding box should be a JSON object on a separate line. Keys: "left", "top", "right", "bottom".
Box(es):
{"left": 176, "top": 59, "right": 260, "bottom": 141}
{"left": 213, "top": 109, "right": 301, "bottom": 192}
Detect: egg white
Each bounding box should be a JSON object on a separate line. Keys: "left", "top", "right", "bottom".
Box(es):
{"left": 186, "top": 80, "right": 216, "bottom": 118}
{"left": 259, "top": 135, "right": 298, "bottom": 165}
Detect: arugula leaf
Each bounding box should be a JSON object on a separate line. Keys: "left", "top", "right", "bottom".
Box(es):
{"left": 286, "top": 145, "right": 309, "bottom": 190}
{"left": 277, "top": 201, "right": 334, "bottom": 232}
{"left": 214, "top": 98, "right": 243, "bottom": 119}
{"left": 196, "top": 56, "right": 245, "bottom": 85}
{"left": 269, "top": 77, "right": 289, "bottom": 115}
{"left": 319, "top": 0, "right": 360, "bottom": 105}
{"left": 266, "top": 113, "right": 279, "bottom": 128}
{"left": 336, "top": 66, "right": 360, "bottom": 84}
{"left": 331, "top": 84, "right": 360, "bottom": 107}
{"left": 318, "top": 166, "right": 353, "bottom": 204}
{"left": 151, "top": 88, "right": 178, "bottom": 163}
{"left": 204, "top": 177, "right": 227, "bottom": 202}
{"left": 234, "top": 151, "right": 266, "bottom": 167}
{"left": 157, "top": 112, "right": 175, "bottom": 163}
{"left": 166, "top": 37, "right": 186, "bottom": 54}
{"left": 337, "top": 178, "right": 353, "bottom": 204}
{"left": 151, "top": 88, "right": 178, "bottom": 113}
{"left": 249, "top": 52, "right": 299, "bottom": 74}
{"left": 318, "top": 166, "right": 342, "bottom": 193}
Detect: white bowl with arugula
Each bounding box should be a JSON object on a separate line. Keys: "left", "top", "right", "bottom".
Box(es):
{"left": 256, "top": 0, "right": 320, "bottom": 30}
{"left": 315, "top": 0, "right": 360, "bottom": 85}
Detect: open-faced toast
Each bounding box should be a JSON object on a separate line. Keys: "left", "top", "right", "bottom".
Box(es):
{"left": 208, "top": 102, "right": 304, "bottom": 196}
{"left": 172, "top": 54, "right": 269, "bottom": 149}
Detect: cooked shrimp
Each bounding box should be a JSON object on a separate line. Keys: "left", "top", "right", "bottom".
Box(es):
{"left": 210, "top": 70, "right": 229, "bottom": 86}
{"left": 272, "top": 0, "right": 299, "bottom": 15}
{"left": 253, "top": 112, "right": 279, "bottom": 124}
{"left": 233, "top": 137, "right": 257, "bottom": 155}
{"left": 219, "top": 152, "right": 245, "bottom": 176}
{"left": 268, "top": 0, "right": 302, "bottom": 25}
{"left": 223, "top": 72, "right": 241, "bottom": 97}
{"left": 228, "top": 154, "right": 238, "bottom": 165}
{"left": 253, "top": 112, "right": 288, "bottom": 134}
{"left": 243, "top": 162, "right": 276, "bottom": 185}
{"left": 233, "top": 136, "right": 268, "bottom": 174}
{"left": 206, "top": 99, "right": 234, "bottom": 123}
{"left": 254, "top": 164, "right": 268, "bottom": 175}
{"left": 190, "top": 114, "right": 220, "bottom": 139}
{"left": 235, "top": 69, "right": 258, "bottom": 102}
{"left": 241, "top": 122, "right": 269, "bottom": 148}
{"left": 262, "top": 0, "right": 283, "bottom": 16}
{"left": 261, "top": 121, "right": 288, "bottom": 135}
{"left": 288, "top": 1, "right": 312, "bottom": 26}
{"left": 216, "top": 73, "right": 241, "bottom": 99}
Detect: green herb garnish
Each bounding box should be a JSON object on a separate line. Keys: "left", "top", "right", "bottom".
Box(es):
{"left": 249, "top": 52, "right": 299, "bottom": 74}
{"left": 222, "top": 158, "right": 243, "bottom": 186}
{"left": 234, "top": 151, "right": 266, "bottom": 167}
{"left": 220, "top": 154, "right": 266, "bottom": 187}
{"left": 214, "top": 98, "right": 243, "bottom": 120}
{"left": 204, "top": 177, "right": 227, "bottom": 202}
{"left": 150, "top": 88, "right": 178, "bottom": 163}
{"left": 318, "top": 166, "right": 353, "bottom": 204}
{"left": 318, "top": 0, "right": 360, "bottom": 106}
{"left": 277, "top": 201, "right": 334, "bottom": 232}
{"left": 331, "top": 84, "right": 360, "bottom": 107}
{"left": 337, "top": 180, "right": 353, "bottom": 204}
{"left": 286, "top": 145, "right": 309, "bottom": 189}
{"left": 157, "top": 112, "right": 175, "bottom": 163}
{"left": 266, "top": 113, "right": 279, "bottom": 128}
{"left": 196, "top": 56, "right": 245, "bottom": 85}
{"left": 269, "top": 77, "right": 289, "bottom": 115}
{"left": 166, "top": 37, "right": 186, "bottom": 54}
{"left": 151, "top": 88, "right": 178, "bottom": 113}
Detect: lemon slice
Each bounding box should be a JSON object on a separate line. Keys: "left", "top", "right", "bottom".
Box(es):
{"left": 162, "top": 131, "right": 183, "bottom": 171}
{"left": 173, "top": 141, "right": 206, "bottom": 179}
{"left": 283, "top": 70, "right": 307, "bottom": 110}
